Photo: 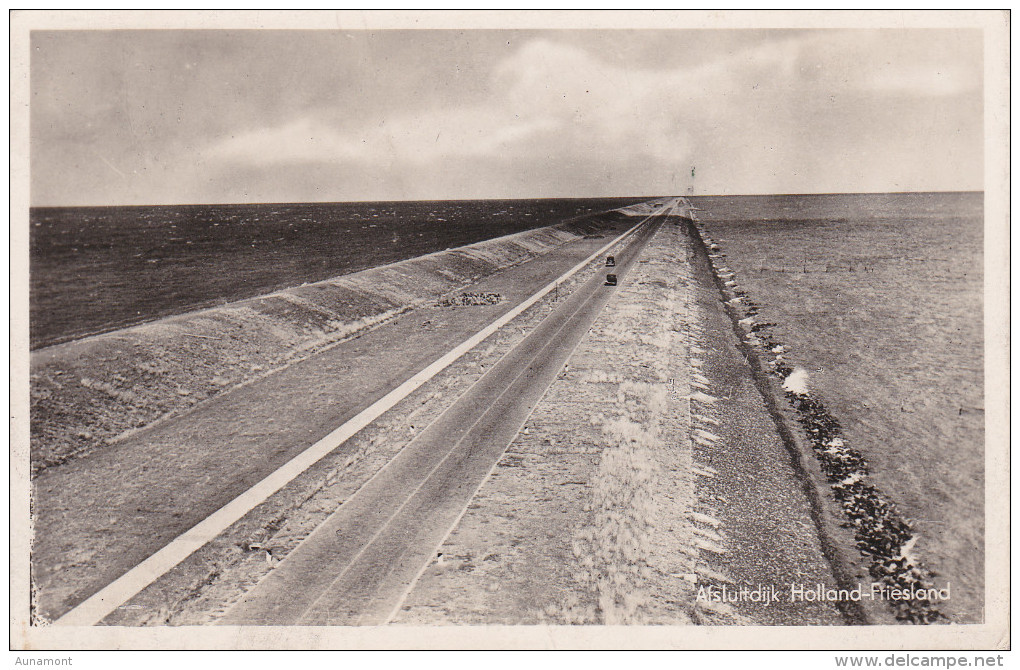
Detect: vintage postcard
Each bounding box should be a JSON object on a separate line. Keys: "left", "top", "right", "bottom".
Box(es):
{"left": 9, "top": 10, "right": 1010, "bottom": 652}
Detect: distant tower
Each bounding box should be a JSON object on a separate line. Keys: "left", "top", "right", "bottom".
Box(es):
{"left": 687, "top": 165, "right": 696, "bottom": 197}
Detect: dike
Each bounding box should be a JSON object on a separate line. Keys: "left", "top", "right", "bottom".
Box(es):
{"left": 29, "top": 215, "right": 621, "bottom": 475}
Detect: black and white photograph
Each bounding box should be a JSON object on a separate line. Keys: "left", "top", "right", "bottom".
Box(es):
{"left": 10, "top": 10, "right": 1009, "bottom": 653}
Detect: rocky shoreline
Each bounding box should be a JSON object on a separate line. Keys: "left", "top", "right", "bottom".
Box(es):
{"left": 689, "top": 218, "right": 947, "bottom": 625}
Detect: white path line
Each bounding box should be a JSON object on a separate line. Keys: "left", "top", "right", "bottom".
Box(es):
{"left": 55, "top": 203, "right": 672, "bottom": 626}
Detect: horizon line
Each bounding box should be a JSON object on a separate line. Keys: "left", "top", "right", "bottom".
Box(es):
{"left": 29, "top": 190, "right": 984, "bottom": 209}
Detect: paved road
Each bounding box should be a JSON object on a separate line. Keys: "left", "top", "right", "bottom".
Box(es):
{"left": 221, "top": 216, "right": 663, "bottom": 625}
{"left": 35, "top": 216, "right": 640, "bottom": 624}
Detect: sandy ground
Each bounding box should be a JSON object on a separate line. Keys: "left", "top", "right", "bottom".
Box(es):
{"left": 393, "top": 222, "right": 844, "bottom": 626}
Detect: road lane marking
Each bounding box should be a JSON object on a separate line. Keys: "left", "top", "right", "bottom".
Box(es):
{"left": 55, "top": 202, "right": 673, "bottom": 626}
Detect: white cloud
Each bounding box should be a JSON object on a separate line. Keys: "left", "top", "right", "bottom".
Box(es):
{"left": 208, "top": 38, "right": 706, "bottom": 169}
{"left": 211, "top": 105, "right": 561, "bottom": 167}
{"left": 206, "top": 31, "right": 982, "bottom": 198}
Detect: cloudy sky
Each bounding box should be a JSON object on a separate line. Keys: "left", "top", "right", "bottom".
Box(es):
{"left": 30, "top": 28, "right": 983, "bottom": 206}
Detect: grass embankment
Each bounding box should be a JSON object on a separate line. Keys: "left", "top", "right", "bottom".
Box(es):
{"left": 29, "top": 215, "right": 621, "bottom": 475}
